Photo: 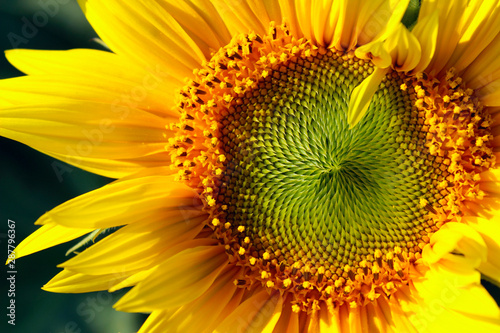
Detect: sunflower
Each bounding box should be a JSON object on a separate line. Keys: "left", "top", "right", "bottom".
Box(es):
{"left": 3, "top": 0, "right": 500, "bottom": 332}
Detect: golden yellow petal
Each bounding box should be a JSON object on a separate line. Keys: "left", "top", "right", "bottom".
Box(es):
{"left": 35, "top": 171, "right": 198, "bottom": 229}
{"left": 347, "top": 67, "right": 389, "bottom": 128}
{"left": 6, "top": 223, "right": 93, "bottom": 263}
{"left": 385, "top": 23, "right": 421, "bottom": 72}
{"left": 2, "top": 49, "right": 181, "bottom": 118}
{"left": 407, "top": 267, "right": 500, "bottom": 332}
{"left": 356, "top": 0, "right": 402, "bottom": 45}
{"left": 156, "top": 0, "right": 231, "bottom": 58}
{"left": 277, "top": 0, "right": 302, "bottom": 37}
{"left": 137, "top": 310, "right": 168, "bottom": 333}
{"left": 464, "top": 216, "right": 500, "bottom": 285}
{"left": 444, "top": 0, "right": 500, "bottom": 75}
{"left": 421, "top": 0, "right": 469, "bottom": 75}
{"left": 45, "top": 151, "right": 172, "bottom": 179}
{"left": 78, "top": 0, "right": 204, "bottom": 81}
{"left": 271, "top": 299, "right": 299, "bottom": 332}
{"left": 58, "top": 213, "right": 206, "bottom": 275}
{"left": 211, "top": 0, "right": 279, "bottom": 36}
{"left": 355, "top": 40, "right": 392, "bottom": 68}
{"left": 462, "top": 32, "right": 500, "bottom": 90}
{"left": 214, "top": 289, "right": 283, "bottom": 333}
{"left": 0, "top": 101, "right": 173, "bottom": 178}
{"left": 157, "top": 266, "right": 242, "bottom": 333}
{"left": 410, "top": 10, "right": 439, "bottom": 74}
{"left": 43, "top": 269, "right": 130, "bottom": 293}
{"left": 114, "top": 244, "right": 227, "bottom": 312}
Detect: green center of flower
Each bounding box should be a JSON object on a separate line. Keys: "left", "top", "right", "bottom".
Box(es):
{"left": 218, "top": 54, "right": 437, "bottom": 268}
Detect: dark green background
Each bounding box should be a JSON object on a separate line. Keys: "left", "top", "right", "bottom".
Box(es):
{"left": 0, "top": 1, "right": 498, "bottom": 333}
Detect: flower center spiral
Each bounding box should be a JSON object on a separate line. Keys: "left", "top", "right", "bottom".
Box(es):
{"left": 169, "top": 24, "right": 494, "bottom": 311}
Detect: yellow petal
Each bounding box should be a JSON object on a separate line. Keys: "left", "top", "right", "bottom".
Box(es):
{"left": 410, "top": 9, "right": 439, "bottom": 74}
{"left": 58, "top": 214, "right": 206, "bottom": 275}
{"left": 43, "top": 269, "right": 130, "bottom": 293}
{"left": 423, "top": 222, "right": 487, "bottom": 272}
{"left": 114, "top": 244, "right": 227, "bottom": 312}
{"left": 137, "top": 311, "right": 168, "bottom": 333}
{"left": 156, "top": 266, "right": 243, "bottom": 333}
{"left": 6, "top": 223, "right": 93, "bottom": 263}
{"left": 0, "top": 101, "right": 173, "bottom": 178}
{"left": 211, "top": 0, "right": 280, "bottom": 36}
{"left": 214, "top": 289, "right": 283, "bottom": 333}
{"left": 420, "top": 0, "right": 468, "bottom": 75}
{"left": 277, "top": 0, "right": 302, "bottom": 38}
{"left": 293, "top": 0, "right": 350, "bottom": 47}
{"left": 384, "top": 23, "right": 421, "bottom": 72}
{"left": 155, "top": 0, "right": 231, "bottom": 58}
{"left": 2, "top": 49, "right": 180, "bottom": 118}
{"left": 408, "top": 267, "right": 500, "bottom": 332}
{"left": 464, "top": 216, "right": 500, "bottom": 285}
{"left": 355, "top": 40, "right": 392, "bottom": 68}
{"left": 35, "top": 170, "right": 199, "bottom": 229}
{"left": 271, "top": 298, "right": 299, "bottom": 332}
{"left": 45, "top": 151, "right": 172, "bottom": 179}
{"left": 444, "top": 0, "right": 500, "bottom": 75}
{"left": 462, "top": 34, "right": 500, "bottom": 90}
{"left": 78, "top": 0, "right": 204, "bottom": 81}
{"left": 347, "top": 67, "right": 389, "bottom": 128}
{"left": 337, "top": 0, "right": 410, "bottom": 50}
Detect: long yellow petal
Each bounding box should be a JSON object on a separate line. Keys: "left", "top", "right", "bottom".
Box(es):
{"left": 347, "top": 67, "right": 389, "bottom": 128}
{"left": 0, "top": 101, "right": 173, "bottom": 178}
{"left": 114, "top": 244, "right": 227, "bottom": 312}
{"left": 156, "top": 0, "right": 231, "bottom": 58}
{"left": 464, "top": 216, "right": 500, "bottom": 285}
{"left": 211, "top": 0, "right": 278, "bottom": 36}
{"left": 6, "top": 223, "right": 93, "bottom": 263}
{"left": 35, "top": 171, "right": 199, "bottom": 229}
{"left": 78, "top": 0, "right": 204, "bottom": 81}
{"left": 157, "top": 266, "right": 243, "bottom": 333}
{"left": 444, "top": 0, "right": 500, "bottom": 74}
{"left": 58, "top": 214, "right": 206, "bottom": 274}
{"left": 214, "top": 289, "right": 283, "bottom": 333}
{"left": 43, "top": 269, "right": 131, "bottom": 293}
{"left": 420, "top": 0, "right": 468, "bottom": 75}
{"left": 410, "top": 10, "right": 439, "bottom": 74}
{"left": 385, "top": 23, "right": 421, "bottom": 72}
{"left": 2, "top": 49, "right": 181, "bottom": 118}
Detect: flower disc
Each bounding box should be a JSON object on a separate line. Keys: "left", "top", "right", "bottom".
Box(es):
{"left": 170, "top": 24, "right": 494, "bottom": 310}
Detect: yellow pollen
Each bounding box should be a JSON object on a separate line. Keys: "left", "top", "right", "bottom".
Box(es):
{"left": 206, "top": 195, "right": 216, "bottom": 206}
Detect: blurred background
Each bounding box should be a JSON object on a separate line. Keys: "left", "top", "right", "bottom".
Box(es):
{"left": 0, "top": 1, "right": 499, "bottom": 333}
{"left": 0, "top": 1, "right": 145, "bottom": 332}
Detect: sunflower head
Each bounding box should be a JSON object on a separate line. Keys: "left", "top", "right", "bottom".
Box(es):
{"left": 3, "top": 0, "right": 500, "bottom": 332}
